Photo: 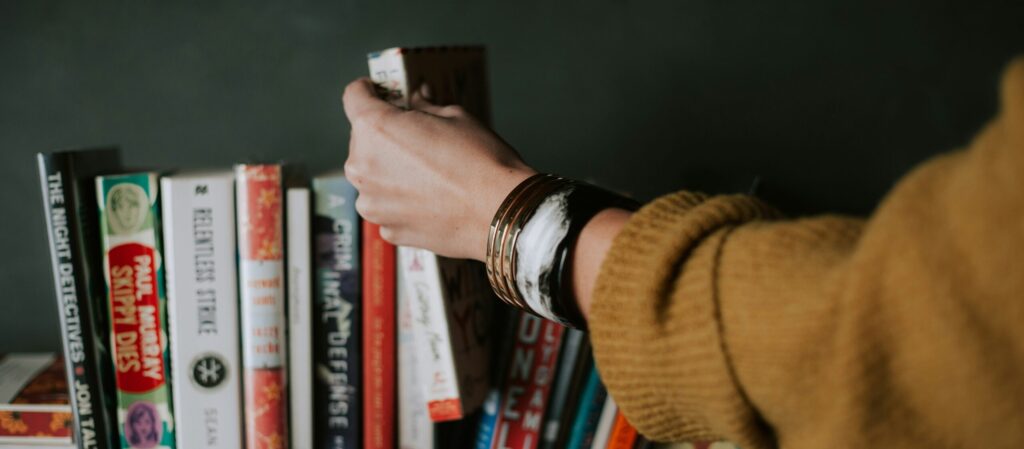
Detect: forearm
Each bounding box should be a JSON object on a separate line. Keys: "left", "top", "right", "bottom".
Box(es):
{"left": 571, "top": 208, "right": 633, "bottom": 321}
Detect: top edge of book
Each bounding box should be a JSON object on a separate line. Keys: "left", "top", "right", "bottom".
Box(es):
{"left": 36, "top": 146, "right": 119, "bottom": 158}
{"left": 368, "top": 45, "right": 485, "bottom": 59}
{"left": 312, "top": 168, "right": 347, "bottom": 179}
{"left": 162, "top": 169, "right": 235, "bottom": 180}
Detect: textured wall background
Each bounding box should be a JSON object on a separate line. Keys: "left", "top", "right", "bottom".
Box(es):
{"left": 3, "top": 1, "right": 1023, "bottom": 351}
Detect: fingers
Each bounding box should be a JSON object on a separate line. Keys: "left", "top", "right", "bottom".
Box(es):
{"left": 409, "top": 83, "right": 468, "bottom": 119}
{"left": 342, "top": 77, "right": 397, "bottom": 124}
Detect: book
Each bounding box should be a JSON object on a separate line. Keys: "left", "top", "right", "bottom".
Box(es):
{"left": 564, "top": 365, "right": 607, "bottom": 449}
{"left": 287, "top": 186, "right": 313, "bottom": 449}
{"left": 0, "top": 353, "right": 73, "bottom": 446}
{"left": 398, "top": 248, "right": 494, "bottom": 422}
{"left": 235, "top": 164, "right": 289, "bottom": 449}
{"left": 311, "top": 172, "right": 361, "bottom": 449}
{"left": 162, "top": 171, "right": 243, "bottom": 449}
{"left": 397, "top": 260, "right": 433, "bottom": 449}
{"left": 605, "top": 411, "right": 638, "bottom": 449}
{"left": 95, "top": 171, "right": 176, "bottom": 449}
{"left": 369, "top": 45, "right": 495, "bottom": 423}
{"left": 539, "top": 329, "right": 586, "bottom": 449}
{"left": 37, "top": 148, "right": 121, "bottom": 449}
{"left": 590, "top": 398, "right": 618, "bottom": 449}
{"left": 361, "top": 220, "right": 395, "bottom": 449}
{"left": 490, "top": 314, "right": 565, "bottom": 449}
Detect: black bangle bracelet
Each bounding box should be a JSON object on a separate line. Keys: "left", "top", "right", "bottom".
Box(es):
{"left": 547, "top": 182, "right": 640, "bottom": 330}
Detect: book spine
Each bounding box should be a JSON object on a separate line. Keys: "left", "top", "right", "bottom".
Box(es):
{"left": 590, "top": 398, "right": 618, "bottom": 449}
{"left": 0, "top": 353, "right": 72, "bottom": 443}
{"left": 37, "top": 153, "right": 119, "bottom": 449}
{"left": 397, "top": 260, "right": 434, "bottom": 449}
{"left": 473, "top": 390, "right": 500, "bottom": 449}
{"left": 605, "top": 411, "right": 638, "bottom": 449}
{"left": 162, "top": 174, "right": 242, "bottom": 449}
{"left": 491, "top": 315, "right": 565, "bottom": 449}
{"left": 565, "top": 367, "right": 607, "bottom": 449}
{"left": 236, "top": 164, "right": 288, "bottom": 449}
{"left": 287, "top": 187, "right": 313, "bottom": 449}
{"left": 95, "top": 172, "right": 176, "bottom": 449}
{"left": 539, "top": 328, "right": 585, "bottom": 449}
{"left": 398, "top": 247, "right": 464, "bottom": 421}
{"left": 311, "top": 176, "right": 362, "bottom": 449}
{"left": 362, "top": 221, "right": 395, "bottom": 449}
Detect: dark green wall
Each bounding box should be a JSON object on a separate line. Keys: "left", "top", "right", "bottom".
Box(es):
{"left": 3, "top": 1, "right": 1022, "bottom": 352}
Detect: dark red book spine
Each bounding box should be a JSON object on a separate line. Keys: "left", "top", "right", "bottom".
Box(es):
{"left": 362, "top": 221, "right": 395, "bottom": 449}
{"left": 491, "top": 314, "right": 565, "bottom": 449}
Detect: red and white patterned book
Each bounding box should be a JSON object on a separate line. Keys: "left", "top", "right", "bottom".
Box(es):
{"left": 236, "top": 164, "right": 288, "bottom": 449}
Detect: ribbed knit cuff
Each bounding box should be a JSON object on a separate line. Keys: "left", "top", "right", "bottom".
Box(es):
{"left": 589, "top": 191, "right": 777, "bottom": 448}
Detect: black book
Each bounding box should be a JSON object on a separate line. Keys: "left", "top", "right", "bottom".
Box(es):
{"left": 36, "top": 148, "right": 122, "bottom": 449}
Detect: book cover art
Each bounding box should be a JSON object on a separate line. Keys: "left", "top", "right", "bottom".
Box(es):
{"left": 161, "top": 171, "right": 242, "bottom": 449}
{"left": 490, "top": 314, "right": 565, "bottom": 449}
{"left": 0, "top": 353, "right": 73, "bottom": 445}
{"left": 37, "top": 148, "right": 122, "bottom": 449}
{"left": 311, "top": 173, "right": 361, "bottom": 449}
{"left": 236, "top": 164, "right": 288, "bottom": 449}
{"left": 287, "top": 186, "right": 313, "bottom": 449}
{"left": 96, "top": 172, "right": 176, "bottom": 449}
{"left": 368, "top": 45, "right": 494, "bottom": 422}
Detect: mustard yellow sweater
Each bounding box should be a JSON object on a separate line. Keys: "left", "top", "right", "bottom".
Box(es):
{"left": 590, "top": 58, "right": 1024, "bottom": 449}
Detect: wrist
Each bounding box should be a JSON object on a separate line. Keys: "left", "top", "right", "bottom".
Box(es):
{"left": 468, "top": 165, "right": 536, "bottom": 261}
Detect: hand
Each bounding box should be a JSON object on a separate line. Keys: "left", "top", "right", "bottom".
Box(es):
{"left": 342, "top": 78, "right": 536, "bottom": 261}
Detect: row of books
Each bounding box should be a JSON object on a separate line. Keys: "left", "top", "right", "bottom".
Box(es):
{"left": 31, "top": 46, "right": 738, "bottom": 449}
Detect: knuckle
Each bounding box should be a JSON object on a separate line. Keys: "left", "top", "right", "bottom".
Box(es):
{"left": 442, "top": 105, "right": 466, "bottom": 116}
{"left": 354, "top": 195, "right": 374, "bottom": 219}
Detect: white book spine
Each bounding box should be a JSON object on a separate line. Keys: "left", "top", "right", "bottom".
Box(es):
{"left": 398, "top": 247, "right": 461, "bottom": 420}
{"left": 591, "top": 398, "right": 618, "bottom": 449}
{"left": 162, "top": 173, "right": 242, "bottom": 449}
{"left": 286, "top": 187, "right": 313, "bottom": 449}
{"left": 397, "top": 263, "right": 434, "bottom": 449}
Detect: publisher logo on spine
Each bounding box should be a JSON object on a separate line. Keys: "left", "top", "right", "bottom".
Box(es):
{"left": 191, "top": 354, "right": 228, "bottom": 389}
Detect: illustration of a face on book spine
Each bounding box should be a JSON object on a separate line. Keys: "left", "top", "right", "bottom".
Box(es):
{"left": 107, "top": 183, "right": 148, "bottom": 235}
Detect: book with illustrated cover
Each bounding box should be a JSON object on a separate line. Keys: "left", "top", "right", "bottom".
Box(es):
{"left": 0, "top": 353, "right": 73, "bottom": 446}
{"left": 368, "top": 45, "right": 495, "bottom": 423}
{"left": 287, "top": 185, "right": 313, "bottom": 449}
{"left": 96, "top": 172, "right": 176, "bottom": 449}
{"left": 162, "top": 171, "right": 242, "bottom": 449}
{"left": 311, "top": 172, "right": 362, "bottom": 449}
{"left": 37, "top": 148, "right": 121, "bottom": 449}
{"left": 236, "top": 164, "right": 288, "bottom": 449}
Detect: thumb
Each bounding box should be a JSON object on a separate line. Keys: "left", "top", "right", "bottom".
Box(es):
{"left": 343, "top": 77, "right": 397, "bottom": 123}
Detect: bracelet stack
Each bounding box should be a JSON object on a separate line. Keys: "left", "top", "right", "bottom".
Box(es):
{"left": 485, "top": 173, "right": 639, "bottom": 330}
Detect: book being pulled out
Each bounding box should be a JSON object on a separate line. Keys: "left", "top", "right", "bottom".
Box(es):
{"left": 368, "top": 46, "right": 496, "bottom": 422}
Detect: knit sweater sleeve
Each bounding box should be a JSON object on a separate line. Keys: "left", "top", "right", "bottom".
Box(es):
{"left": 589, "top": 58, "right": 1024, "bottom": 449}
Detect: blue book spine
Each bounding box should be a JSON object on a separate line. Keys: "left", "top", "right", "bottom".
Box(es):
{"left": 312, "top": 173, "right": 361, "bottom": 449}
{"left": 473, "top": 389, "right": 501, "bottom": 449}
{"left": 566, "top": 367, "right": 608, "bottom": 449}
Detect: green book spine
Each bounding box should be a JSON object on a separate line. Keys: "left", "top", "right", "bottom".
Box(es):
{"left": 96, "top": 172, "right": 176, "bottom": 449}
